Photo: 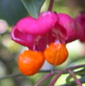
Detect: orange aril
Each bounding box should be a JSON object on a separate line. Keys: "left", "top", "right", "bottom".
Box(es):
{"left": 44, "top": 42, "right": 68, "bottom": 66}
{"left": 18, "top": 50, "right": 45, "bottom": 75}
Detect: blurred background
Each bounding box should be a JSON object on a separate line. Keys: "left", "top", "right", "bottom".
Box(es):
{"left": 0, "top": 0, "right": 85, "bottom": 86}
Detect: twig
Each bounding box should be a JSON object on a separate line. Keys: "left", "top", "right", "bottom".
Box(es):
{"left": 39, "top": 70, "right": 52, "bottom": 73}
{"left": 66, "top": 64, "right": 85, "bottom": 71}
{"left": 68, "top": 70, "right": 82, "bottom": 86}
{"left": 0, "top": 64, "right": 84, "bottom": 80}
{"left": 49, "top": 70, "right": 63, "bottom": 86}
{"left": 0, "top": 70, "right": 59, "bottom": 80}
{"left": 48, "top": 0, "right": 54, "bottom": 11}
{"left": 61, "top": 76, "right": 85, "bottom": 86}
{"left": 66, "top": 68, "right": 85, "bottom": 85}
{"left": 0, "top": 73, "right": 22, "bottom": 80}
{"left": 34, "top": 70, "right": 59, "bottom": 86}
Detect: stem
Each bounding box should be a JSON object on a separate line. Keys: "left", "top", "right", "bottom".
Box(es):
{"left": 49, "top": 70, "right": 63, "bottom": 86}
{"left": 61, "top": 76, "right": 85, "bottom": 86}
{"left": 39, "top": 70, "right": 60, "bottom": 73}
{"left": 0, "top": 64, "right": 84, "bottom": 80}
{"left": 0, "top": 73, "right": 22, "bottom": 80}
{"left": 48, "top": 0, "right": 54, "bottom": 11}
{"left": 66, "top": 68, "right": 85, "bottom": 85}
{"left": 84, "top": 0, "right": 85, "bottom": 9}
{"left": 66, "top": 64, "right": 85, "bottom": 71}
{"left": 39, "top": 70, "right": 52, "bottom": 73}
{"left": 34, "top": 70, "right": 59, "bottom": 86}
{"left": 68, "top": 70, "right": 82, "bottom": 86}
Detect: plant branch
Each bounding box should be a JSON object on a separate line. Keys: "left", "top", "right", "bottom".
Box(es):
{"left": 61, "top": 76, "right": 85, "bottom": 86}
{"left": 66, "top": 64, "right": 85, "bottom": 71}
{"left": 0, "top": 64, "right": 84, "bottom": 80}
{"left": 66, "top": 68, "right": 85, "bottom": 85}
{"left": 68, "top": 70, "right": 82, "bottom": 86}
{"left": 34, "top": 70, "right": 59, "bottom": 86}
{"left": 0, "top": 70, "right": 59, "bottom": 80}
{"left": 48, "top": 0, "right": 54, "bottom": 11}
{"left": 0, "top": 73, "right": 22, "bottom": 80}
{"left": 49, "top": 70, "right": 63, "bottom": 86}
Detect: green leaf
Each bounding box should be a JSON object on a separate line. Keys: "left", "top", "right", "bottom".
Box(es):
{"left": 21, "top": 0, "right": 45, "bottom": 18}
{"left": 0, "top": 0, "right": 27, "bottom": 25}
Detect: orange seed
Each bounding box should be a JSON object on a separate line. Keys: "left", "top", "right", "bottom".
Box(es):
{"left": 18, "top": 50, "right": 45, "bottom": 75}
{"left": 44, "top": 42, "right": 68, "bottom": 66}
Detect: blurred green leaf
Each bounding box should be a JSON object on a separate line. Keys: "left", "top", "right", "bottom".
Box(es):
{"left": 21, "top": 0, "right": 45, "bottom": 18}
{"left": 0, "top": 0, "right": 27, "bottom": 25}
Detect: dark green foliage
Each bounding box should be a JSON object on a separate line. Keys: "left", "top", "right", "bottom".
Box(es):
{"left": 0, "top": 0, "right": 27, "bottom": 25}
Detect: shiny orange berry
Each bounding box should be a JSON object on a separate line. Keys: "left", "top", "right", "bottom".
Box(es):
{"left": 44, "top": 42, "right": 68, "bottom": 66}
{"left": 18, "top": 50, "right": 45, "bottom": 75}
